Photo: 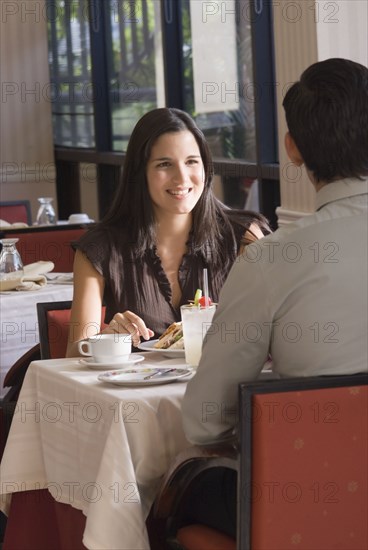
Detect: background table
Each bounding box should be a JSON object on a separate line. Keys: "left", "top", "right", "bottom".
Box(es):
{"left": 0, "top": 283, "right": 73, "bottom": 396}
{"left": 0, "top": 354, "right": 192, "bottom": 549}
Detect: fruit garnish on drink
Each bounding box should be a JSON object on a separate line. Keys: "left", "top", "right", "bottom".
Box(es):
{"left": 194, "top": 288, "right": 202, "bottom": 305}
{"left": 190, "top": 288, "right": 213, "bottom": 307}
{"left": 198, "top": 296, "right": 213, "bottom": 307}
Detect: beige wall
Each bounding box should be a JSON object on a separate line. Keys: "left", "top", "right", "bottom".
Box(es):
{"left": 273, "top": 0, "right": 368, "bottom": 225}
{"left": 1, "top": 0, "right": 367, "bottom": 224}
{"left": 0, "top": 0, "right": 57, "bottom": 222}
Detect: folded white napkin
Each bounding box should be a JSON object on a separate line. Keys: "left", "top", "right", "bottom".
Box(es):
{"left": 44, "top": 272, "right": 73, "bottom": 284}
{"left": 0, "top": 219, "right": 29, "bottom": 229}
{"left": 0, "top": 261, "right": 55, "bottom": 291}
{"left": 23, "top": 261, "right": 55, "bottom": 277}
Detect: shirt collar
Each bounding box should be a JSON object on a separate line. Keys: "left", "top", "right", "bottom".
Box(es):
{"left": 316, "top": 177, "right": 368, "bottom": 211}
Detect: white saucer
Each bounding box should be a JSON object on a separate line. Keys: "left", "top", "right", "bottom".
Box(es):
{"left": 79, "top": 354, "right": 145, "bottom": 370}
{"left": 138, "top": 339, "right": 185, "bottom": 359}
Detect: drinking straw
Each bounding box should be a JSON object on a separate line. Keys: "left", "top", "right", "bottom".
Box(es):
{"left": 203, "top": 268, "right": 209, "bottom": 308}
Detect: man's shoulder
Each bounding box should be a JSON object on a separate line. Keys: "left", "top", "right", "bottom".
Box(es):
{"left": 244, "top": 214, "right": 317, "bottom": 252}
{"left": 238, "top": 210, "right": 348, "bottom": 269}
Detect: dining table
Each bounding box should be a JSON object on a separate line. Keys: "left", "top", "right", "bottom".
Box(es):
{"left": 0, "top": 351, "right": 194, "bottom": 549}
{"left": 0, "top": 281, "right": 74, "bottom": 397}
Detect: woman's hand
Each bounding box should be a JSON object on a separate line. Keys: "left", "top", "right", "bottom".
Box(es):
{"left": 103, "top": 311, "right": 155, "bottom": 347}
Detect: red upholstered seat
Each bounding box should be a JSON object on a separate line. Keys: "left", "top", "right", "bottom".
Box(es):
{"left": 177, "top": 524, "right": 236, "bottom": 550}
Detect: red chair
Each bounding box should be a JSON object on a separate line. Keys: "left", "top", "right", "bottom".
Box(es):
{"left": 0, "top": 224, "right": 88, "bottom": 272}
{"left": 37, "top": 300, "right": 74, "bottom": 359}
{"left": 152, "top": 372, "right": 368, "bottom": 550}
{"left": 37, "top": 300, "right": 107, "bottom": 359}
{"left": 0, "top": 200, "right": 32, "bottom": 225}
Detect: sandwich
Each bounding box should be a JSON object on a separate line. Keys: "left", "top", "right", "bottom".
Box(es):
{"left": 154, "top": 322, "right": 184, "bottom": 350}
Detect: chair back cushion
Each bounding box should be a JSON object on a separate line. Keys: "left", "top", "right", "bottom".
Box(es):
{"left": 46, "top": 308, "right": 73, "bottom": 360}
{"left": 0, "top": 201, "right": 31, "bottom": 224}
{"left": 242, "top": 382, "right": 367, "bottom": 550}
{"left": 46, "top": 307, "right": 107, "bottom": 359}
{"left": 6, "top": 227, "right": 86, "bottom": 272}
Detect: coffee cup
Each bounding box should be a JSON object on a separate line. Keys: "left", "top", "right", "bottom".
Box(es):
{"left": 78, "top": 333, "right": 132, "bottom": 363}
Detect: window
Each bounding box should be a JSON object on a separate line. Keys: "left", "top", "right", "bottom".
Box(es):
{"left": 47, "top": 0, "right": 94, "bottom": 147}
{"left": 183, "top": 1, "right": 257, "bottom": 161}
{"left": 48, "top": 0, "right": 279, "bottom": 225}
{"left": 108, "top": 0, "right": 164, "bottom": 151}
{"left": 181, "top": 0, "right": 258, "bottom": 207}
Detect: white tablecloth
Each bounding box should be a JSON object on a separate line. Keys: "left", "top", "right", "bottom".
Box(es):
{"left": 0, "top": 354, "right": 192, "bottom": 549}
{"left": 0, "top": 283, "right": 73, "bottom": 396}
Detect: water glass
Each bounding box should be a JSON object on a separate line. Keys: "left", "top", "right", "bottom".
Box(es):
{"left": 0, "top": 238, "right": 24, "bottom": 280}
{"left": 180, "top": 304, "right": 216, "bottom": 368}
{"left": 36, "top": 197, "right": 57, "bottom": 225}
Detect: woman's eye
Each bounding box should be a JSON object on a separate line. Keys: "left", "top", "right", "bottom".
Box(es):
{"left": 187, "top": 159, "right": 199, "bottom": 165}
{"left": 157, "top": 161, "right": 170, "bottom": 168}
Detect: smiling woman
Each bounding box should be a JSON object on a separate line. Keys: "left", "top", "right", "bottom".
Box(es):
{"left": 66, "top": 108, "right": 271, "bottom": 358}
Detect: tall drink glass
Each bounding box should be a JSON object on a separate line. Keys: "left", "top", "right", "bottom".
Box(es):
{"left": 180, "top": 304, "right": 216, "bottom": 368}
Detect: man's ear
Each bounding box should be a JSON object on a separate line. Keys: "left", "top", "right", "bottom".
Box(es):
{"left": 284, "top": 132, "right": 304, "bottom": 166}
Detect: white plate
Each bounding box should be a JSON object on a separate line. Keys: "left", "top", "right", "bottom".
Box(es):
{"left": 97, "top": 367, "right": 193, "bottom": 386}
{"left": 79, "top": 354, "right": 145, "bottom": 370}
{"left": 137, "top": 339, "right": 185, "bottom": 358}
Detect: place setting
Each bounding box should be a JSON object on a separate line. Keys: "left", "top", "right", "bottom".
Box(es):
{"left": 78, "top": 273, "right": 217, "bottom": 386}
{"left": 77, "top": 332, "right": 193, "bottom": 385}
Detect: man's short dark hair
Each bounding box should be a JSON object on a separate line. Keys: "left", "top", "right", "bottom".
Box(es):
{"left": 283, "top": 58, "right": 368, "bottom": 183}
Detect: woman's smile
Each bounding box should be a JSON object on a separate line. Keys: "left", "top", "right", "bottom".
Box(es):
{"left": 166, "top": 187, "right": 192, "bottom": 198}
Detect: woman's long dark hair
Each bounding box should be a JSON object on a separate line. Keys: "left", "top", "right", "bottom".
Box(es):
{"left": 100, "top": 108, "right": 270, "bottom": 270}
